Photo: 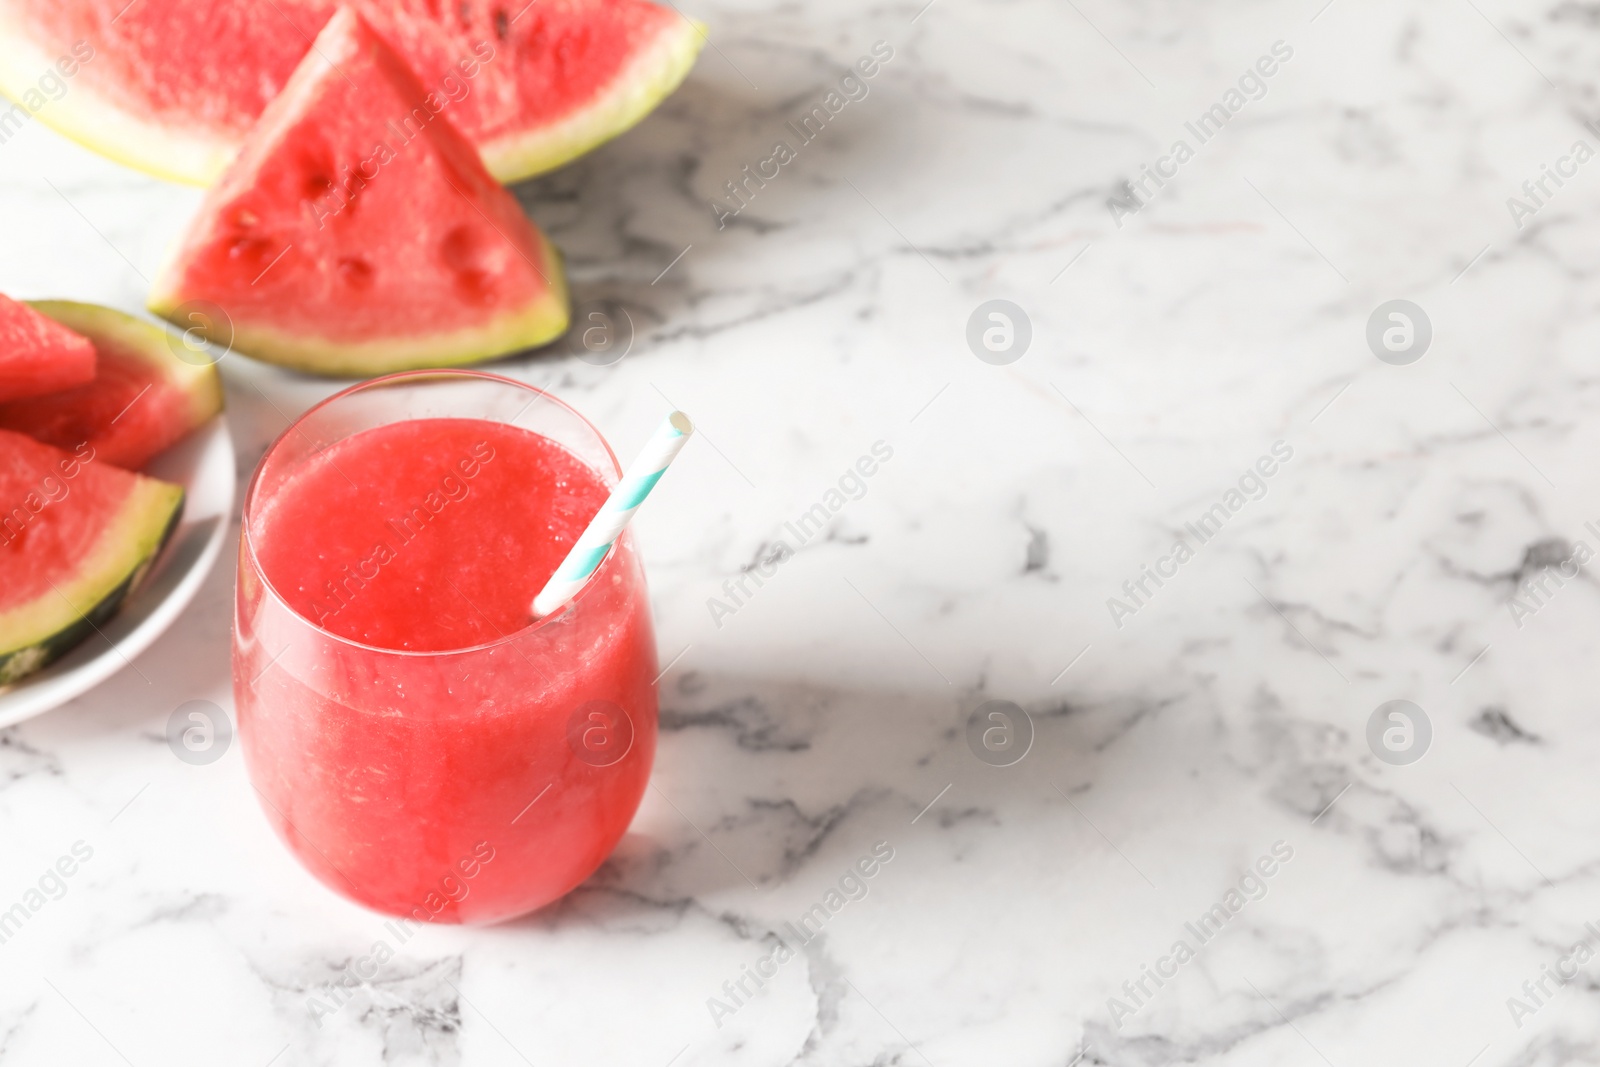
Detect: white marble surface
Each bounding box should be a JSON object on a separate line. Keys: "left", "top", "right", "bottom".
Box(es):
{"left": 5, "top": 0, "right": 1600, "bottom": 1064}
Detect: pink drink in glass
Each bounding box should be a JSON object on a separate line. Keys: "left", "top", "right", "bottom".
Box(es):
{"left": 234, "top": 372, "right": 657, "bottom": 923}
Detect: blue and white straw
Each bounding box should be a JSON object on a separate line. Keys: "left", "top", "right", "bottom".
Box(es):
{"left": 532, "top": 411, "right": 694, "bottom": 618}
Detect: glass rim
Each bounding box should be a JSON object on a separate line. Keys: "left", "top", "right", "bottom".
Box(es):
{"left": 240, "top": 368, "right": 626, "bottom": 658}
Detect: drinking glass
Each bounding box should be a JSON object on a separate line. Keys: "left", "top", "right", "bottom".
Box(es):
{"left": 234, "top": 371, "right": 657, "bottom": 923}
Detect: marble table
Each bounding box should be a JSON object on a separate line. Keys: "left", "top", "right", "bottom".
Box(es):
{"left": 2, "top": 0, "right": 1596, "bottom": 1064}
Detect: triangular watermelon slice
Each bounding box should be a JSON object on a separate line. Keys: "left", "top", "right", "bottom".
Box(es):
{"left": 0, "top": 294, "right": 95, "bottom": 403}
{"left": 0, "top": 0, "right": 703, "bottom": 186}
{"left": 0, "top": 302, "right": 224, "bottom": 470}
{"left": 0, "top": 428, "right": 183, "bottom": 686}
{"left": 147, "top": 8, "right": 570, "bottom": 377}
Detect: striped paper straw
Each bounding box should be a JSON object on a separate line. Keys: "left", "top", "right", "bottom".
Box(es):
{"left": 532, "top": 411, "right": 694, "bottom": 618}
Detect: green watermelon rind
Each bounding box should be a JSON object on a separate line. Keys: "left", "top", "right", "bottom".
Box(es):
{"left": 27, "top": 300, "right": 226, "bottom": 431}
{"left": 0, "top": 7, "right": 704, "bottom": 187}
{"left": 0, "top": 477, "right": 184, "bottom": 687}
{"left": 479, "top": 17, "right": 705, "bottom": 183}
{"left": 147, "top": 232, "right": 571, "bottom": 378}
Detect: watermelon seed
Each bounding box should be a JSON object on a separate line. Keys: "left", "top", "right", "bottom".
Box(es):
{"left": 455, "top": 270, "right": 495, "bottom": 305}
{"left": 338, "top": 257, "right": 375, "bottom": 290}
{"left": 441, "top": 232, "right": 500, "bottom": 303}
{"left": 440, "top": 223, "right": 485, "bottom": 270}
{"left": 495, "top": 8, "right": 509, "bottom": 39}
{"left": 228, "top": 236, "right": 270, "bottom": 263}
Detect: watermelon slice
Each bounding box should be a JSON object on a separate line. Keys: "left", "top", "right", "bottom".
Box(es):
{"left": 0, "top": 429, "right": 183, "bottom": 686}
{"left": 0, "top": 302, "right": 223, "bottom": 471}
{"left": 0, "top": 0, "right": 703, "bottom": 186}
{"left": 146, "top": 9, "right": 569, "bottom": 377}
{"left": 0, "top": 294, "right": 95, "bottom": 403}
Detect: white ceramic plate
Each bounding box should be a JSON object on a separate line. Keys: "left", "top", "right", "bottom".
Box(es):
{"left": 0, "top": 418, "right": 235, "bottom": 729}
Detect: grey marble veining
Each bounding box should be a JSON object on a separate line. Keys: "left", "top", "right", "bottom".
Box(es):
{"left": 4, "top": 0, "right": 1600, "bottom": 1064}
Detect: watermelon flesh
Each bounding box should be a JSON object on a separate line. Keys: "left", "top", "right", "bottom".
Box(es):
{"left": 0, "top": 429, "right": 183, "bottom": 685}
{"left": 0, "top": 0, "right": 703, "bottom": 185}
{"left": 147, "top": 8, "right": 569, "bottom": 377}
{"left": 0, "top": 294, "right": 95, "bottom": 402}
{"left": 0, "top": 302, "right": 225, "bottom": 470}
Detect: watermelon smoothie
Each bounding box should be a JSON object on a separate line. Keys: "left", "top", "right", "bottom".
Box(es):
{"left": 234, "top": 372, "right": 657, "bottom": 923}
